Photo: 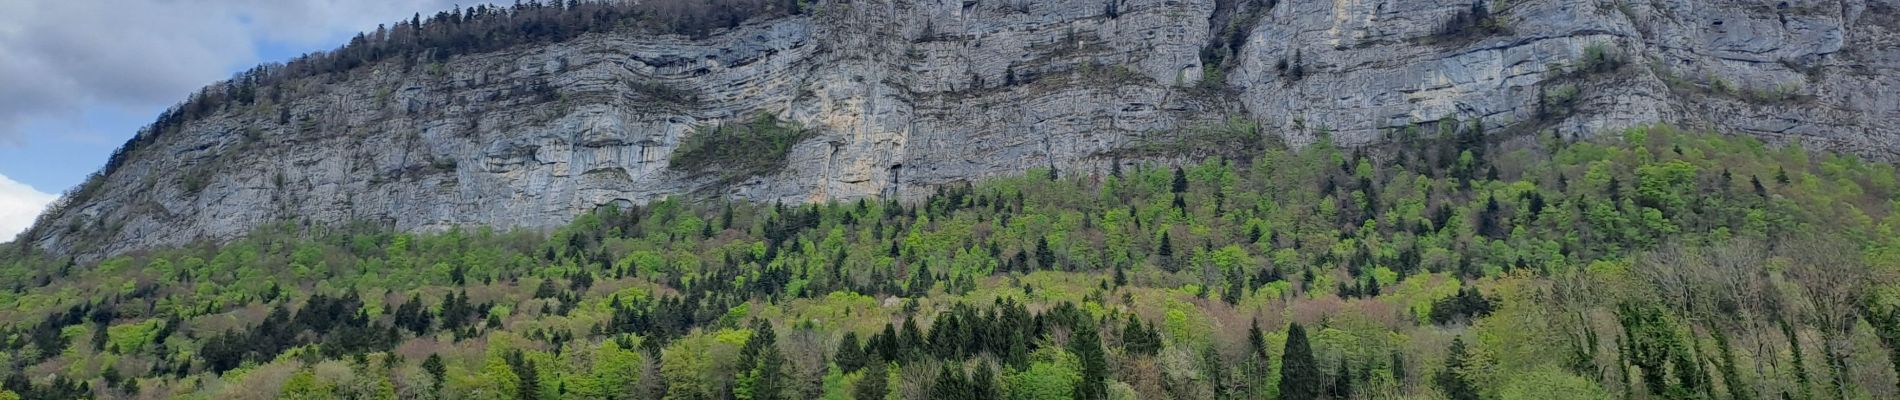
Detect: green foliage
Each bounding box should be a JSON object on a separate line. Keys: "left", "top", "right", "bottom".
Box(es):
{"left": 1437, "top": 338, "right": 1480, "bottom": 400}
{"left": 1580, "top": 43, "right": 1624, "bottom": 74}
{"left": 1069, "top": 322, "right": 1108, "bottom": 400}
{"left": 5, "top": 126, "right": 1900, "bottom": 399}
{"left": 1542, "top": 83, "right": 1580, "bottom": 116}
{"left": 1279, "top": 323, "right": 1322, "bottom": 400}
{"left": 1114, "top": 117, "right": 1264, "bottom": 159}
{"left": 1496, "top": 366, "right": 1609, "bottom": 400}
{"left": 853, "top": 362, "right": 890, "bottom": 400}
{"left": 670, "top": 114, "right": 815, "bottom": 183}
{"left": 1008, "top": 348, "right": 1081, "bottom": 400}
{"left": 280, "top": 368, "right": 338, "bottom": 399}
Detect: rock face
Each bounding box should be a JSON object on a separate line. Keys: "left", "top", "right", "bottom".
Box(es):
{"left": 23, "top": 0, "right": 1900, "bottom": 258}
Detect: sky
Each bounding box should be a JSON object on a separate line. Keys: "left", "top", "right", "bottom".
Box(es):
{"left": 0, "top": 0, "right": 501, "bottom": 241}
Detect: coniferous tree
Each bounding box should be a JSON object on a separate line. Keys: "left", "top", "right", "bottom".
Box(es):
{"left": 973, "top": 362, "right": 999, "bottom": 400}
{"left": 1004, "top": 327, "right": 1030, "bottom": 368}
{"left": 1203, "top": 346, "right": 1229, "bottom": 399}
{"left": 854, "top": 362, "right": 889, "bottom": 400}
{"left": 1036, "top": 237, "right": 1057, "bottom": 270}
{"left": 507, "top": 350, "right": 542, "bottom": 400}
{"left": 1158, "top": 232, "right": 1176, "bottom": 272}
{"left": 1248, "top": 319, "right": 1269, "bottom": 361}
{"left": 1783, "top": 319, "right": 1812, "bottom": 399}
{"left": 1330, "top": 360, "right": 1353, "bottom": 399}
{"left": 1070, "top": 322, "right": 1109, "bottom": 400}
{"left": 1390, "top": 351, "right": 1408, "bottom": 388}
{"left": 1279, "top": 323, "right": 1322, "bottom": 400}
{"left": 836, "top": 331, "right": 867, "bottom": 373}
{"left": 1223, "top": 272, "right": 1244, "bottom": 305}
{"left": 423, "top": 353, "right": 447, "bottom": 395}
{"left": 1437, "top": 338, "right": 1479, "bottom": 400}
{"left": 900, "top": 317, "right": 924, "bottom": 361}
{"left": 875, "top": 323, "right": 901, "bottom": 362}
{"left": 931, "top": 364, "right": 968, "bottom": 400}
{"left": 1172, "top": 166, "right": 1189, "bottom": 193}
{"left": 740, "top": 320, "right": 786, "bottom": 400}
{"left": 1113, "top": 263, "right": 1127, "bottom": 287}
{"left": 1712, "top": 330, "right": 1752, "bottom": 400}
{"left": 90, "top": 321, "right": 108, "bottom": 351}
{"left": 1124, "top": 316, "right": 1161, "bottom": 356}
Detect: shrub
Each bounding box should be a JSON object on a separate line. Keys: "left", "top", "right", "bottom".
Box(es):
{"left": 1428, "top": 1, "right": 1506, "bottom": 44}
{"left": 669, "top": 114, "right": 815, "bottom": 183}
{"left": 1580, "top": 43, "right": 1623, "bottom": 74}
{"left": 1541, "top": 84, "right": 1580, "bottom": 117}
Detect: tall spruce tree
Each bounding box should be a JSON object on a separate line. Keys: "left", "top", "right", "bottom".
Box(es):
{"left": 973, "top": 362, "right": 999, "bottom": 400}
{"left": 1437, "top": 338, "right": 1480, "bottom": 400}
{"left": 1070, "top": 322, "right": 1109, "bottom": 400}
{"left": 836, "top": 331, "right": 867, "bottom": 373}
{"left": 1330, "top": 360, "right": 1353, "bottom": 399}
{"left": 1158, "top": 232, "right": 1176, "bottom": 272}
{"left": 423, "top": 353, "right": 447, "bottom": 394}
{"left": 1172, "top": 166, "right": 1189, "bottom": 193}
{"left": 855, "top": 362, "right": 889, "bottom": 400}
{"left": 739, "top": 320, "right": 786, "bottom": 400}
{"left": 932, "top": 364, "right": 968, "bottom": 400}
{"left": 1280, "top": 323, "right": 1322, "bottom": 400}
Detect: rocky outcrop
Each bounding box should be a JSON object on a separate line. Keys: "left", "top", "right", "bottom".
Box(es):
{"left": 23, "top": 0, "right": 1900, "bottom": 258}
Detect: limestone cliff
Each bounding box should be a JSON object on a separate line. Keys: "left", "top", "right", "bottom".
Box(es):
{"left": 22, "top": 0, "right": 1900, "bottom": 258}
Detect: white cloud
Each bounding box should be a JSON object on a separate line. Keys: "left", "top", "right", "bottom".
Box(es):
{"left": 0, "top": 172, "right": 56, "bottom": 243}
{"left": 0, "top": 0, "right": 492, "bottom": 142}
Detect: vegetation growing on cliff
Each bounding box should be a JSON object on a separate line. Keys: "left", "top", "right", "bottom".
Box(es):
{"left": 670, "top": 114, "right": 816, "bottom": 184}
{"left": 4, "top": 126, "right": 1900, "bottom": 399}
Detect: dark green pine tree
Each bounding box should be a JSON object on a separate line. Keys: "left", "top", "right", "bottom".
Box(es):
{"left": 1242, "top": 319, "right": 1271, "bottom": 398}
{"left": 1222, "top": 272, "right": 1244, "bottom": 305}
{"left": 1711, "top": 330, "right": 1751, "bottom": 400}
{"left": 1036, "top": 237, "right": 1057, "bottom": 270}
{"left": 1158, "top": 232, "right": 1176, "bottom": 272}
{"left": 91, "top": 321, "right": 108, "bottom": 351}
{"left": 1124, "top": 316, "right": 1160, "bottom": 356}
{"left": 931, "top": 364, "right": 968, "bottom": 400}
{"left": 1172, "top": 166, "right": 1189, "bottom": 193}
{"left": 1436, "top": 338, "right": 1480, "bottom": 400}
{"left": 874, "top": 323, "right": 900, "bottom": 362}
{"left": 855, "top": 361, "right": 889, "bottom": 400}
{"left": 1279, "top": 323, "right": 1322, "bottom": 400}
{"left": 1113, "top": 263, "right": 1128, "bottom": 287}
{"left": 741, "top": 320, "right": 786, "bottom": 400}
{"left": 1004, "top": 327, "right": 1030, "bottom": 368}
{"left": 1782, "top": 319, "right": 1812, "bottom": 400}
{"left": 972, "top": 362, "right": 999, "bottom": 400}
{"left": 1069, "top": 323, "right": 1109, "bottom": 400}
{"left": 1247, "top": 319, "right": 1269, "bottom": 361}
{"left": 1390, "top": 351, "right": 1408, "bottom": 388}
{"left": 507, "top": 350, "right": 541, "bottom": 400}
{"left": 1203, "top": 346, "right": 1229, "bottom": 399}
{"left": 900, "top": 317, "right": 925, "bottom": 361}
{"left": 1330, "top": 360, "right": 1353, "bottom": 399}
{"left": 835, "top": 331, "right": 867, "bottom": 373}
{"left": 422, "top": 353, "right": 447, "bottom": 394}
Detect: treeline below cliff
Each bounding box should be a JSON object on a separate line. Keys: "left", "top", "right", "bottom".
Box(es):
{"left": 5, "top": 125, "right": 1900, "bottom": 399}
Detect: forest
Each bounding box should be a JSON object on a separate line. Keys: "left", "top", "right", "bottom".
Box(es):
{"left": 5, "top": 124, "right": 1900, "bottom": 399}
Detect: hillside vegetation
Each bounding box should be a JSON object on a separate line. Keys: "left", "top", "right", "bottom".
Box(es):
{"left": 5, "top": 125, "right": 1900, "bottom": 399}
